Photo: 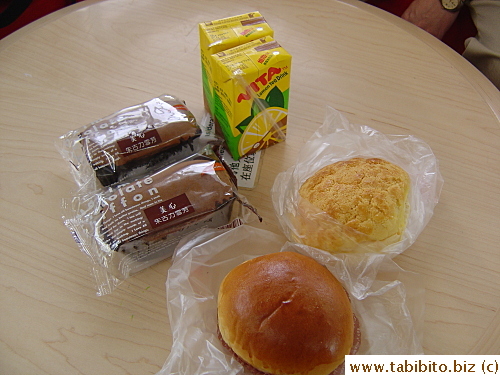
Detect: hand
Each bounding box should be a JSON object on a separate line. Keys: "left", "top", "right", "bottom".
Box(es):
{"left": 402, "top": 0, "right": 460, "bottom": 39}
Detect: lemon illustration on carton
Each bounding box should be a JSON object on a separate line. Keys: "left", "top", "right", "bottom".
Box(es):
{"left": 238, "top": 106, "right": 287, "bottom": 156}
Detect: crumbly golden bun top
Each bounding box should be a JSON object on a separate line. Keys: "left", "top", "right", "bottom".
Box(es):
{"left": 217, "top": 251, "right": 354, "bottom": 375}
{"left": 297, "top": 157, "right": 410, "bottom": 251}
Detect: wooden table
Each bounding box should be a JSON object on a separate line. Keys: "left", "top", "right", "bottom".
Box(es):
{"left": 1, "top": 0, "right": 499, "bottom": 373}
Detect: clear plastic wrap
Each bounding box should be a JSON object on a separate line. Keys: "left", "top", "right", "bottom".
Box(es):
{"left": 272, "top": 106, "right": 444, "bottom": 256}
{"left": 62, "top": 146, "right": 258, "bottom": 296}
{"left": 56, "top": 94, "right": 219, "bottom": 190}
{"left": 157, "top": 225, "right": 424, "bottom": 375}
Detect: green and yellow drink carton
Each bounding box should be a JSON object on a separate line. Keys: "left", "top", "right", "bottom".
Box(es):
{"left": 199, "top": 12, "right": 274, "bottom": 116}
{"left": 210, "top": 37, "right": 291, "bottom": 160}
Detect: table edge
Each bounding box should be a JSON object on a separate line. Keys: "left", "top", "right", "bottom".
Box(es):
{"left": 340, "top": 0, "right": 500, "bottom": 123}
{"left": 0, "top": 0, "right": 105, "bottom": 51}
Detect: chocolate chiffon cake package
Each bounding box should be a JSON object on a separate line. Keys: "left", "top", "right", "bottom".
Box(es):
{"left": 62, "top": 146, "right": 259, "bottom": 295}
{"left": 57, "top": 94, "right": 218, "bottom": 190}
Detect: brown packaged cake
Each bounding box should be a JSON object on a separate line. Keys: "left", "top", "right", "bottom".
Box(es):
{"left": 78, "top": 94, "right": 202, "bottom": 185}
{"left": 64, "top": 146, "right": 255, "bottom": 293}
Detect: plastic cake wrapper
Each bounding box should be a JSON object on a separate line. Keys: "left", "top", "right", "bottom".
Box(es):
{"left": 56, "top": 94, "right": 217, "bottom": 192}
{"left": 199, "top": 113, "right": 264, "bottom": 190}
{"left": 156, "top": 225, "right": 424, "bottom": 375}
{"left": 62, "top": 146, "right": 260, "bottom": 296}
{"left": 272, "top": 106, "right": 444, "bottom": 256}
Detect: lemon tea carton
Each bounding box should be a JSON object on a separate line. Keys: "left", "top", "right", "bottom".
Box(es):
{"left": 199, "top": 12, "right": 274, "bottom": 116}
{"left": 210, "top": 37, "right": 291, "bottom": 160}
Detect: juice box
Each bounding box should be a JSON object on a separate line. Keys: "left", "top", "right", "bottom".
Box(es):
{"left": 210, "top": 37, "right": 291, "bottom": 160}
{"left": 199, "top": 12, "right": 274, "bottom": 116}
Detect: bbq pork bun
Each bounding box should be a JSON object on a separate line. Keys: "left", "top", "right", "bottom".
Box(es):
{"left": 217, "top": 251, "right": 355, "bottom": 375}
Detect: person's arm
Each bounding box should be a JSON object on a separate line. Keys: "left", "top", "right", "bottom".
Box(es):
{"left": 402, "top": 0, "right": 460, "bottom": 39}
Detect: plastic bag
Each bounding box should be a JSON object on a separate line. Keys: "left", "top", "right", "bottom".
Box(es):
{"left": 56, "top": 94, "right": 219, "bottom": 191}
{"left": 62, "top": 146, "right": 258, "bottom": 296}
{"left": 157, "top": 225, "right": 424, "bottom": 375}
{"left": 199, "top": 112, "right": 265, "bottom": 190}
{"left": 272, "top": 106, "right": 443, "bottom": 256}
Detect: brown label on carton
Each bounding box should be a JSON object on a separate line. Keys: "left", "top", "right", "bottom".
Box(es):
{"left": 144, "top": 193, "right": 195, "bottom": 229}
{"left": 117, "top": 128, "right": 162, "bottom": 155}
{"left": 240, "top": 17, "right": 266, "bottom": 26}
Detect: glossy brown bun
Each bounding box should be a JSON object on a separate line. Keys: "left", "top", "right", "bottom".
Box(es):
{"left": 217, "top": 252, "right": 354, "bottom": 375}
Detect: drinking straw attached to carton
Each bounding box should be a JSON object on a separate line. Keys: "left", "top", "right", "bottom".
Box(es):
{"left": 231, "top": 68, "right": 287, "bottom": 145}
{"left": 199, "top": 12, "right": 292, "bottom": 161}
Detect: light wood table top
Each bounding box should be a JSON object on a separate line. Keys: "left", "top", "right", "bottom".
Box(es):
{"left": 1, "top": 0, "right": 499, "bottom": 373}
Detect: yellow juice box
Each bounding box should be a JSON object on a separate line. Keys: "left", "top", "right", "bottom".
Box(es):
{"left": 199, "top": 12, "right": 274, "bottom": 116}
{"left": 211, "top": 37, "right": 291, "bottom": 160}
